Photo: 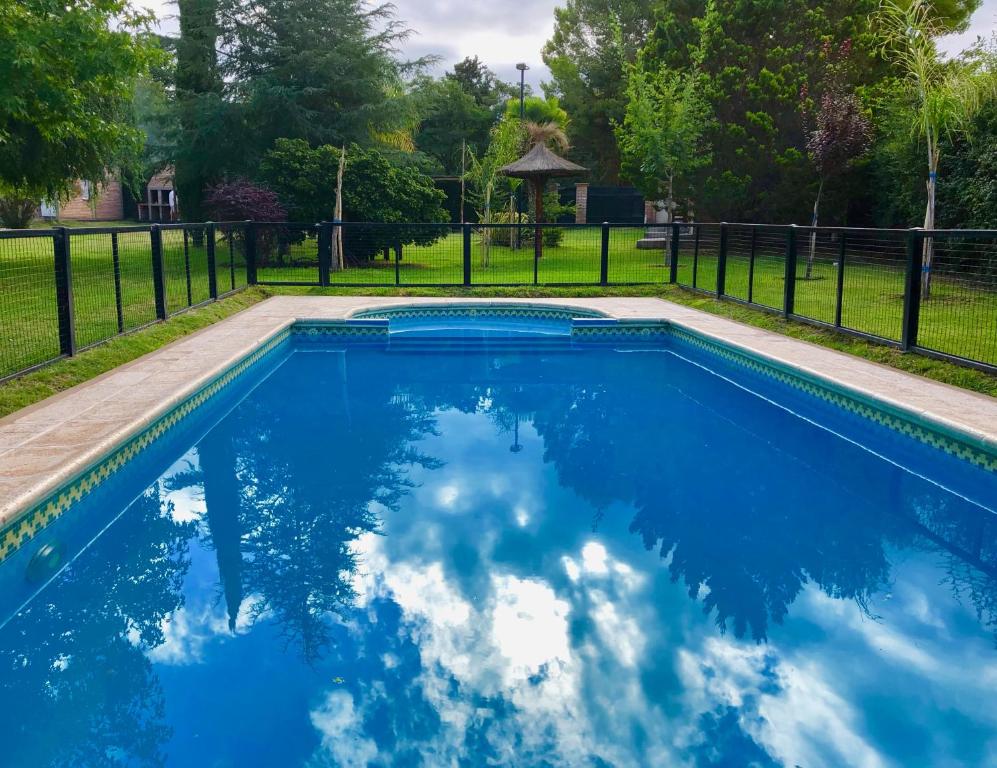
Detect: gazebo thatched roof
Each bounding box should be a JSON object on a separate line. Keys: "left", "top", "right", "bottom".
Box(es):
{"left": 499, "top": 144, "right": 589, "bottom": 179}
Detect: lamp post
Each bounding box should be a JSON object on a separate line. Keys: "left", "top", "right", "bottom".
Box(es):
{"left": 516, "top": 63, "right": 529, "bottom": 119}
{"left": 515, "top": 63, "right": 530, "bottom": 248}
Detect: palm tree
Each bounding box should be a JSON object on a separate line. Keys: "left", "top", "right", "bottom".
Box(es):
{"left": 877, "top": 0, "right": 996, "bottom": 298}
{"left": 523, "top": 121, "right": 570, "bottom": 151}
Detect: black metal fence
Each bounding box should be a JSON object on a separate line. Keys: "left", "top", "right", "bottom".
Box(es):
{"left": 1, "top": 220, "right": 995, "bottom": 381}
{"left": 0, "top": 222, "right": 247, "bottom": 381}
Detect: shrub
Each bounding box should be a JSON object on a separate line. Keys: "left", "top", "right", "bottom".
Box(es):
{"left": 261, "top": 139, "right": 449, "bottom": 264}
{"left": 202, "top": 179, "right": 287, "bottom": 222}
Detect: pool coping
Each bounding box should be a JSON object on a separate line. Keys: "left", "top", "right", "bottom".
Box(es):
{"left": 1, "top": 295, "right": 995, "bottom": 542}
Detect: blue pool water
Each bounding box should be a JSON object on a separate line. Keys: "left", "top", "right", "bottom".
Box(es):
{"left": 1, "top": 327, "right": 995, "bottom": 767}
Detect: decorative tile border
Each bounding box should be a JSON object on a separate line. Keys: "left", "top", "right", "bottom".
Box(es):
{"left": 572, "top": 322, "right": 669, "bottom": 340}
{"left": 0, "top": 329, "right": 292, "bottom": 565}
{"left": 291, "top": 322, "right": 389, "bottom": 338}
{"left": 669, "top": 326, "right": 997, "bottom": 472}
{"left": 352, "top": 305, "right": 605, "bottom": 322}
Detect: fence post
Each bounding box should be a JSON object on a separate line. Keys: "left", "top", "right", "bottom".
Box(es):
{"left": 463, "top": 223, "right": 472, "bottom": 287}
{"left": 600, "top": 222, "right": 610, "bottom": 286}
{"left": 717, "top": 223, "right": 728, "bottom": 297}
{"left": 394, "top": 237, "right": 401, "bottom": 286}
{"left": 902, "top": 228, "right": 924, "bottom": 351}
{"left": 150, "top": 224, "right": 168, "bottom": 320}
{"left": 835, "top": 232, "right": 847, "bottom": 328}
{"left": 53, "top": 228, "right": 76, "bottom": 357}
{"left": 206, "top": 222, "right": 218, "bottom": 299}
{"left": 111, "top": 231, "right": 124, "bottom": 332}
{"left": 182, "top": 228, "right": 193, "bottom": 307}
{"left": 317, "top": 222, "right": 332, "bottom": 286}
{"left": 747, "top": 228, "right": 757, "bottom": 303}
{"left": 669, "top": 222, "right": 680, "bottom": 284}
{"left": 692, "top": 226, "right": 700, "bottom": 288}
{"left": 244, "top": 220, "right": 257, "bottom": 285}
{"left": 783, "top": 225, "right": 798, "bottom": 318}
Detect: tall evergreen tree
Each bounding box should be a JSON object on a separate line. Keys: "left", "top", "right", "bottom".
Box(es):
{"left": 217, "top": 0, "right": 410, "bottom": 156}
{"left": 175, "top": 0, "right": 225, "bottom": 221}
{"left": 542, "top": 0, "right": 656, "bottom": 183}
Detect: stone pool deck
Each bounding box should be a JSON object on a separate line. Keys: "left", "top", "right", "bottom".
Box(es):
{"left": 1, "top": 295, "right": 995, "bottom": 530}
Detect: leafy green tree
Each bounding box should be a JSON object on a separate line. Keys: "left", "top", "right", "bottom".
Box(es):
{"left": 0, "top": 0, "right": 157, "bottom": 227}
{"left": 260, "top": 139, "right": 448, "bottom": 263}
{"left": 216, "top": 0, "right": 410, "bottom": 159}
{"left": 617, "top": 61, "right": 710, "bottom": 222}
{"left": 877, "top": 0, "right": 996, "bottom": 297}
{"left": 542, "top": 0, "right": 657, "bottom": 182}
{"left": 448, "top": 56, "right": 516, "bottom": 110}
{"left": 937, "top": 96, "right": 997, "bottom": 229}
{"left": 412, "top": 77, "right": 495, "bottom": 174}
{"left": 259, "top": 140, "right": 341, "bottom": 223}
{"left": 174, "top": 0, "right": 227, "bottom": 221}
{"left": 690, "top": 0, "right": 881, "bottom": 222}
{"left": 503, "top": 96, "right": 570, "bottom": 127}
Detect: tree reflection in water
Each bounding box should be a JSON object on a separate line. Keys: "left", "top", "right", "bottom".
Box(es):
{"left": 412, "top": 348, "right": 996, "bottom": 644}
{"left": 0, "top": 489, "right": 194, "bottom": 768}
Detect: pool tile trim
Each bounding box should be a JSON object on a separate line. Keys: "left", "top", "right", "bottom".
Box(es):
{"left": 0, "top": 330, "right": 290, "bottom": 563}
{"left": 668, "top": 326, "right": 997, "bottom": 472}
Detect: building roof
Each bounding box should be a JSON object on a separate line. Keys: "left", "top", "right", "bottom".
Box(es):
{"left": 500, "top": 144, "right": 589, "bottom": 179}
{"left": 147, "top": 167, "right": 175, "bottom": 190}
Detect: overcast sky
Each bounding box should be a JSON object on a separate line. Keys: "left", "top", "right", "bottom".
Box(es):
{"left": 142, "top": 0, "right": 995, "bottom": 90}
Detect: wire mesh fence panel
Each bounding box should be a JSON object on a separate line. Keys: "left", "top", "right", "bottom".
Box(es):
{"left": 398, "top": 224, "right": 462, "bottom": 286}
{"left": 723, "top": 227, "right": 754, "bottom": 302}
{"left": 607, "top": 225, "right": 664, "bottom": 284}
{"left": 838, "top": 231, "right": 907, "bottom": 342}
{"left": 115, "top": 229, "right": 158, "bottom": 330}
{"left": 161, "top": 227, "right": 196, "bottom": 312}
{"left": 214, "top": 224, "right": 248, "bottom": 294}
{"left": 69, "top": 232, "right": 124, "bottom": 348}
{"left": 793, "top": 228, "right": 844, "bottom": 325}
{"left": 689, "top": 224, "right": 722, "bottom": 293}
{"left": 255, "top": 224, "right": 321, "bottom": 285}
{"left": 674, "top": 225, "right": 698, "bottom": 287}
{"left": 0, "top": 232, "right": 61, "bottom": 378}
{"left": 328, "top": 224, "right": 392, "bottom": 286}
{"left": 184, "top": 226, "right": 212, "bottom": 305}
{"left": 917, "top": 234, "right": 997, "bottom": 366}
{"left": 747, "top": 228, "right": 788, "bottom": 311}
{"left": 539, "top": 225, "right": 602, "bottom": 284}
{"left": 471, "top": 225, "right": 537, "bottom": 285}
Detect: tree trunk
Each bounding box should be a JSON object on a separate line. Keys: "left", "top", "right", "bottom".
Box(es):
{"left": 922, "top": 142, "right": 938, "bottom": 300}
{"left": 334, "top": 146, "right": 346, "bottom": 270}
{"left": 482, "top": 188, "right": 491, "bottom": 268}
{"left": 533, "top": 179, "right": 544, "bottom": 262}
{"left": 806, "top": 178, "right": 824, "bottom": 280}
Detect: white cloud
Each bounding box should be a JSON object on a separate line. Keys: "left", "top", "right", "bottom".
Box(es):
{"left": 309, "top": 689, "right": 381, "bottom": 768}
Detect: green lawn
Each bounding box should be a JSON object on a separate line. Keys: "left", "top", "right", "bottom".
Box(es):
{"left": 1, "top": 226, "right": 994, "bottom": 381}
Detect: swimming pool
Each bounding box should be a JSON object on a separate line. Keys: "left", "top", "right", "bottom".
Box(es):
{"left": 1, "top": 307, "right": 995, "bottom": 767}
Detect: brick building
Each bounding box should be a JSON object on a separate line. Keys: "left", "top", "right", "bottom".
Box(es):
{"left": 40, "top": 178, "right": 125, "bottom": 222}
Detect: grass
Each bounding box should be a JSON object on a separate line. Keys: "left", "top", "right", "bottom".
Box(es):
{"left": 0, "top": 225, "right": 994, "bottom": 414}
{"left": 0, "top": 288, "right": 269, "bottom": 418}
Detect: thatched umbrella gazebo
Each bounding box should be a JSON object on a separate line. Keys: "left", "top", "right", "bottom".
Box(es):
{"left": 500, "top": 143, "right": 588, "bottom": 262}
